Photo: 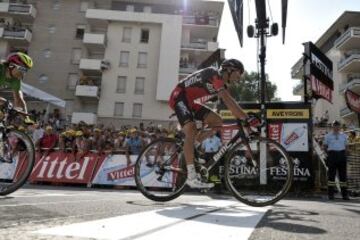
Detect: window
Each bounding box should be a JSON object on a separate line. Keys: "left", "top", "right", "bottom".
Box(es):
{"left": 67, "top": 73, "right": 79, "bottom": 90}
{"left": 75, "top": 25, "right": 85, "bottom": 39}
{"left": 114, "top": 102, "right": 124, "bottom": 116}
{"left": 132, "top": 103, "right": 142, "bottom": 118}
{"left": 117, "top": 76, "right": 127, "bottom": 93}
{"left": 80, "top": 1, "right": 89, "bottom": 12}
{"left": 119, "top": 51, "right": 130, "bottom": 67}
{"left": 135, "top": 77, "right": 145, "bottom": 95}
{"left": 126, "top": 5, "right": 134, "bottom": 12}
{"left": 122, "top": 27, "right": 132, "bottom": 43}
{"left": 52, "top": 0, "right": 60, "bottom": 10}
{"left": 38, "top": 74, "right": 49, "bottom": 84}
{"left": 143, "top": 6, "right": 152, "bottom": 13}
{"left": 140, "top": 29, "right": 149, "bottom": 43}
{"left": 137, "top": 52, "right": 147, "bottom": 68}
{"left": 72, "top": 48, "right": 82, "bottom": 64}
{"left": 43, "top": 49, "right": 51, "bottom": 58}
{"left": 48, "top": 25, "right": 56, "bottom": 34}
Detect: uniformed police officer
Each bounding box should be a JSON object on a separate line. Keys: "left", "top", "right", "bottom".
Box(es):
{"left": 323, "top": 120, "right": 350, "bottom": 200}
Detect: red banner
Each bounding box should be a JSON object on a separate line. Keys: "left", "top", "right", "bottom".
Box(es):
{"left": 310, "top": 75, "right": 332, "bottom": 103}
{"left": 268, "top": 123, "right": 283, "bottom": 143}
{"left": 29, "top": 152, "right": 99, "bottom": 184}
{"left": 345, "top": 89, "right": 360, "bottom": 113}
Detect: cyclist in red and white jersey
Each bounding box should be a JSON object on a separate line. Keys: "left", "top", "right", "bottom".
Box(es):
{"left": 169, "top": 59, "right": 250, "bottom": 188}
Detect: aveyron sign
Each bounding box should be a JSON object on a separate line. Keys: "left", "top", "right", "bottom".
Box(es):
{"left": 304, "top": 42, "right": 333, "bottom": 103}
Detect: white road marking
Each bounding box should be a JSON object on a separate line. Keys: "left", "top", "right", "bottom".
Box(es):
{"left": 35, "top": 200, "right": 269, "bottom": 240}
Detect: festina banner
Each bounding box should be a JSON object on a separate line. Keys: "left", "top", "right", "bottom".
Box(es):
{"left": 345, "top": 89, "right": 360, "bottom": 113}
{"left": 310, "top": 75, "right": 332, "bottom": 103}
{"left": 304, "top": 42, "right": 333, "bottom": 102}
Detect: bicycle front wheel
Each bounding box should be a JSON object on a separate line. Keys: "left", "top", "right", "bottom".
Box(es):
{"left": 224, "top": 137, "right": 293, "bottom": 207}
{"left": 135, "top": 138, "right": 187, "bottom": 202}
{"left": 0, "top": 129, "right": 35, "bottom": 195}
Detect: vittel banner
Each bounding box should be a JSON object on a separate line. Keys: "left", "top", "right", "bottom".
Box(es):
{"left": 268, "top": 123, "right": 309, "bottom": 152}
{"left": 29, "top": 152, "right": 99, "bottom": 184}
{"left": 304, "top": 42, "right": 333, "bottom": 103}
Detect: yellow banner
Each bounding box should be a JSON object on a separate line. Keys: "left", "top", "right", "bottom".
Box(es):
{"left": 266, "top": 109, "right": 309, "bottom": 119}
{"left": 220, "top": 109, "right": 260, "bottom": 120}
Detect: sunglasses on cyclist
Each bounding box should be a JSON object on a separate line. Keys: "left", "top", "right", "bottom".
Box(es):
{"left": 9, "top": 64, "right": 28, "bottom": 74}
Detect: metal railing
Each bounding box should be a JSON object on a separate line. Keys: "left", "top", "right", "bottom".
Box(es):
{"left": 334, "top": 27, "right": 360, "bottom": 48}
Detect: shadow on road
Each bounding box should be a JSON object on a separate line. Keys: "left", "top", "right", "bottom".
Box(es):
{"left": 254, "top": 208, "right": 327, "bottom": 234}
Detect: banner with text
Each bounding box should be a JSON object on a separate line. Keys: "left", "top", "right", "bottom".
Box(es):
{"left": 91, "top": 155, "right": 175, "bottom": 188}
{"left": 28, "top": 152, "right": 100, "bottom": 184}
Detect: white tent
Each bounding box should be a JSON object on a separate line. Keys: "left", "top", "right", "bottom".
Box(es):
{"left": 21, "top": 83, "right": 66, "bottom": 108}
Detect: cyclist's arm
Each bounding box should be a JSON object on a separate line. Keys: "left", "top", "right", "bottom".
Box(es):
{"left": 13, "top": 90, "right": 27, "bottom": 113}
{"left": 218, "top": 89, "right": 248, "bottom": 120}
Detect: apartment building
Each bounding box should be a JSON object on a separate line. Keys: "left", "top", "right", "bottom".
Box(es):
{"left": 0, "top": 0, "right": 224, "bottom": 128}
{"left": 292, "top": 11, "right": 360, "bottom": 127}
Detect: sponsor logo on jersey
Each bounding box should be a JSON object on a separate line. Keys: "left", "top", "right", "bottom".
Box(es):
{"left": 184, "top": 74, "right": 202, "bottom": 88}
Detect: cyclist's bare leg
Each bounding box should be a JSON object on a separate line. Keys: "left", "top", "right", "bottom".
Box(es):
{"left": 196, "top": 111, "right": 223, "bottom": 143}
{"left": 182, "top": 121, "right": 197, "bottom": 166}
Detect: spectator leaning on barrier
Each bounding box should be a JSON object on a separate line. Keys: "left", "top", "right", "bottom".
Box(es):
{"left": 323, "top": 120, "right": 350, "bottom": 200}
{"left": 124, "top": 128, "right": 144, "bottom": 165}
{"left": 59, "top": 128, "right": 76, "bottom": 152}
{"left": 31, "top": 122, "right": 44, "bottom": 144}
{"left": 38, "top": 125, "right": 58, "bottom": 154}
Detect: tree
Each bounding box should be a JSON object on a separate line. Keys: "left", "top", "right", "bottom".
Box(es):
{"left": 228, "top": 71, "right": 279, "bottom": 102}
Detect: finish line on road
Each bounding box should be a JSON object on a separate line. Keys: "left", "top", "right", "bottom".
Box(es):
{"left": 35, "top": 200, "right": 270, "bottom": 240}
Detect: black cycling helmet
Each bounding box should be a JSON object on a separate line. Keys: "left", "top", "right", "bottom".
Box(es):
{"left": 332, "top": 120, "right": 340, "bottom": 126}
{"left": 220, "top": 58, "right": 244, "bottom": 74}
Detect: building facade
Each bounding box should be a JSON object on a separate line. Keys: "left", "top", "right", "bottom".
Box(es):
{"left": 0, "top": 0, "right": 224, "bottom": 128}
{"left": 292, "top": 11, "right": 360, "bottom": 128}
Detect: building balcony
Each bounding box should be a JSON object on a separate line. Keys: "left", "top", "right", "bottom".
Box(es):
{"left": 293, "top": 83, "right": 304, "bottom": 96}
{"left": 179, "top": 66, "right": 197, "bottom": 75}
{"left": 75, "top": 85, "right": 100, "bottom": 99}
{"left": 79, "top": 58, "right": 110, "bottom": 75}
{"left": 340, "top": 106, "right": 355, "bottom": 118}
{"left": 334, "top": 27, "right": 360, "bottom": 51}
{"left": 0, "top": 27, "right": 32, "bottom": 44}
{"left": 0, "top": 2, "right": 37, "bottom": 22}
{"left": 182, "top": 15, "right": 219, "bottom": 27}
{"left": 338, "top": 52, "right": 360, "bottom": 73}
{"left": 181, "top": 41, "right": 218, "bottom": 52}
{"left": 83, "top": 33, "right": 106, "bottom": 51}
{"left": 339, "top": 76, "right": 360, "bottom": 94}
{"left": 71, "top": 112, "right": 97, "bottom": 125}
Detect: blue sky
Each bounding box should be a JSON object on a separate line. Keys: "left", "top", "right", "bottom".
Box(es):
{"left": 216, "top": 0, "right": 360, "bottom": 101}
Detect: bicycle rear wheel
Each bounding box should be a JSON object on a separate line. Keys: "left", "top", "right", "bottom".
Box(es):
{"left": 0, "top": 129, "right": 35, "bottom": 195}
{"left": 224, "top": 137, "right": 293, "bottom": 207}
{"left": 135, "top": 138, "right": 187, "bottom": 202}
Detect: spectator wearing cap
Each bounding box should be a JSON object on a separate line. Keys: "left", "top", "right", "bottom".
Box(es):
{"left": 75, "top": 130, "right": 89, "bottom": 157}
{"left": 59, "top": 128, "right": 76, "bottom": 152}
{"left": 89, "top": 128, "right": 105, "bottom": 153}
{"left": 124, "top": 128, "right": 144, "bottom": 165}
{"left": 323, "top": 120, "right": 350, "bottom": 200}
{"left": 38, "top": 125, "right": 58, "bottom": 155}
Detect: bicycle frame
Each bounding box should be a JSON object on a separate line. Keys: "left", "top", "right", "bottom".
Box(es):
{"left": 200, "top": 122, "right": 251, "bottom": 173}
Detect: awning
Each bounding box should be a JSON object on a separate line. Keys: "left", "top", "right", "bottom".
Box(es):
{"left": 21, "top": 83, "right": 66, "bottom": 108}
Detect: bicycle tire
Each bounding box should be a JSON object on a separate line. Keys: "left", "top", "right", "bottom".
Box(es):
{"left": 135, "top": 138, "right": 188, "bottom": 202}
{"left": 0, "top": 129, "right": 35, "bottom": 196}
{"left": 224, "top": 137, "right": 293, "bottom": 207}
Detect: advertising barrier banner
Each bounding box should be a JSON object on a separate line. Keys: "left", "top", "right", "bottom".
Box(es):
{"left": 29, "top": 152, "right": 99, "bottom": 184}
{"left": 91, "top": 155, "right": 175, "bottom": 187}
{"left": 268, "top": 123, "right": 308, "bottom": 152}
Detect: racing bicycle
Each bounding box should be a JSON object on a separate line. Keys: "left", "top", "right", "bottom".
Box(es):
{"left": 0, "top": 98, "right": 35, "bottom": 195}
{"left": 135, "top": 117, "right": 294, "bottom": 207}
